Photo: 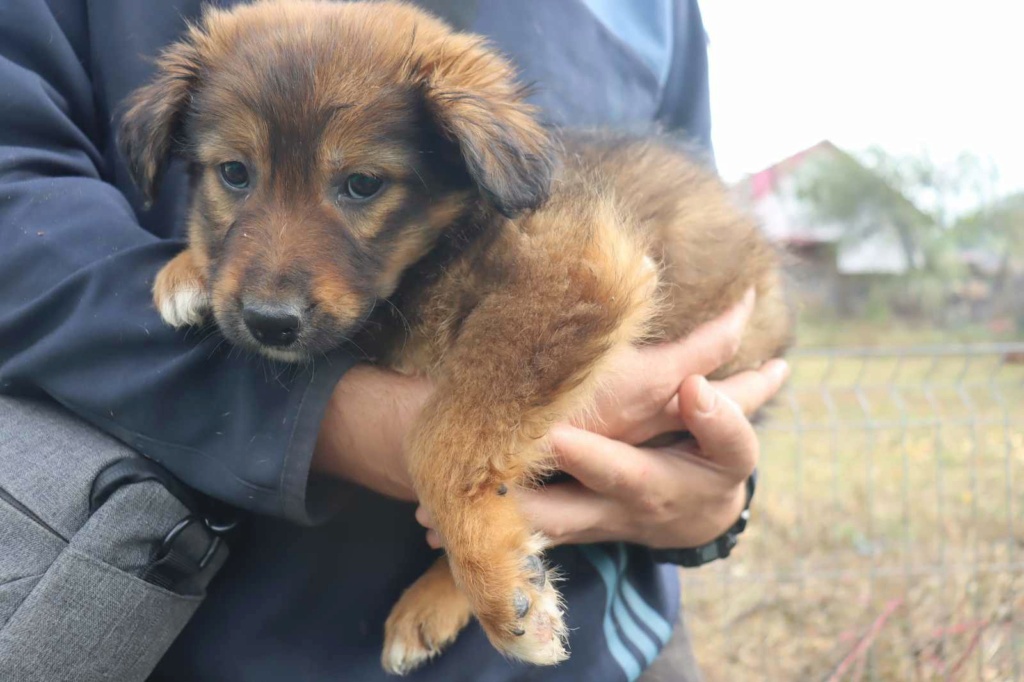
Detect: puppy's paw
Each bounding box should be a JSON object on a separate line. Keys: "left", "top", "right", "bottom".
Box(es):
{"left": 154, "top": 250, "right": 210, "bottom": 328}
{"left": 157, "top": 286, "right": 209, "bottom": 328}
{"left": 477, "top": 535, "right": 568, "bottom": 666}
{"left": 383, "top": 558, "right": 471, "bottom": 675}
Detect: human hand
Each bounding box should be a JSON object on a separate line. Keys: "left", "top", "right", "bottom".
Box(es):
{"left": 417, "top": 290, "right": 790, "bottom": 549}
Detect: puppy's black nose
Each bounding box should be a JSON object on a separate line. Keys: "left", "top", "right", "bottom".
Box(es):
{"left": 242, "top": 302, "right": 301, "bottom": 347}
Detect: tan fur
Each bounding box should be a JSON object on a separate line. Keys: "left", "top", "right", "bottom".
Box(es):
{"left": 382, "top": 556, "right": 472, "bottom": 674}
{"left": 122, "top": 0, "right": 793, "bottom": 671}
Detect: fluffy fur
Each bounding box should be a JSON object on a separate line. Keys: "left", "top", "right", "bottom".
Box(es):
{"left": 120, "top": 0, "right": 792, "bottom": 673}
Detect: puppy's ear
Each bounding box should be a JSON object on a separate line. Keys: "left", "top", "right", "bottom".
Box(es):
{"left": 414, "top": 36, "right": 555, "bottom": 217}
{"left": 118, "top": 37, "right": 204, "bottom": 208}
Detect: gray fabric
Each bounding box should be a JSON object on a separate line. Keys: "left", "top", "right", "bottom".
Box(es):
{"left": 0, "top": 502, "right": 63, "bottom": 626}
{"left": 0, "top": 396, "right": 139, "bottom": 539}
{"left": 0, "top": 396, "right": 224, "bottom": 682}
{"left": 638, "top": 610, "right": 704, "bottom": 682}
{"left": 0, "top": 546, "right": 203, "bottom": 682}
{"left": 74, "top": 481, "right": 191, "bottom": 575}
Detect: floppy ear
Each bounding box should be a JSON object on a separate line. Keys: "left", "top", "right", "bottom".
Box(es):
{"left": 414, "top": 35, "right": 555, "bottom": 217}
{"left": 118, "top": 38, "right": 204, "bottom": 208}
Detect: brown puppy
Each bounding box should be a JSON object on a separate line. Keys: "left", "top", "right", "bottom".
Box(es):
{"left": 120, "top": 0, "right": 792, "bottom": 673}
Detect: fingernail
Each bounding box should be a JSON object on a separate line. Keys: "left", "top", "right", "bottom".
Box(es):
{"left": 695, "top": 376, "right": 717, "bottom": 414}
{"left": 742, "top": 287, "right": 756, "bottom": 309}
{"left": 775, "top": 359, "right": 790, "bottom": 380}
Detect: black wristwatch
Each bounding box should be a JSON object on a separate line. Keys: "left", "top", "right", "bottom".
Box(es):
{"left": 649, "top": 470, "right": 756, "bottom": 568}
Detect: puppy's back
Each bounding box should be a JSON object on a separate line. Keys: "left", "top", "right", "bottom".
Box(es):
{"left": 557, "top": 131, "right": 793, "bottom": 372}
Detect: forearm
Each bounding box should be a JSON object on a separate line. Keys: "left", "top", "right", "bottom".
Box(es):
{"left": 313, "top": 365, "right": 432, "bottom": 502}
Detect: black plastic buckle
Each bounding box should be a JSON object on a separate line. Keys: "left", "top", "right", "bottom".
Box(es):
{"left": 144, "top": 514, "right": 228, "bottom": 594}
{"left": 157, "top": 516, "right": 223, "bottom": 570}
{"left": 91, "top": 458, "right": 235, "bottom": 593}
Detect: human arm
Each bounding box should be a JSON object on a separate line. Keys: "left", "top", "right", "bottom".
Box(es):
{"left": 310, "top": 291, "right": 786, "bottom": 550}
{"left": 0, "top": 0, "right": 352, "bottom": 523}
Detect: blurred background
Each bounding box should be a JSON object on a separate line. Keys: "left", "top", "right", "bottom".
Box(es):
{"left": 681, "top": 2, "right": 1024, "bottom": 680}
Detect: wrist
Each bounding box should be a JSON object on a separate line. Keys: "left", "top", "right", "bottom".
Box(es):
{"left": 652, "top": 473, "right": 755, "bottom": 567}
{"left": 709, "top": 481, "right": 748, "bottom": 542}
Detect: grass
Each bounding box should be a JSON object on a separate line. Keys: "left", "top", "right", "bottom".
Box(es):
{"left": 794, "top": 313, "right": 1019, "bottom": 348}
{"left": 680, "top": 321, "right": 1024, "bottom": 681}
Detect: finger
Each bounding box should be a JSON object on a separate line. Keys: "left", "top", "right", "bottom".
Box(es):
{"left": 425, "top": 529, "right": 443, "bottom": 549}
{"left": 547, "top": 424, "right": 651, "bottom": 497}
{"left": 416, "top": 506, "right": 443, "bottom": 548}
{"left": 415, "top": 505, "right": 434, "bottom": 529}
{"left": 713, "top": 358, "right": 790, "bottom": 417}
{"left": 643, "top": 287, "right": 755, "bottom": 381}
{"left": 677, "top": 375, "right": 760, "bottom": 479}
{"left": 518, "top": 482, "right": 620, "bottom": 546}
{"left": 640, "top": 358, "right": 789, "bottom": 439}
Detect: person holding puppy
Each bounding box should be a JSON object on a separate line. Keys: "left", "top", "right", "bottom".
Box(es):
{"left": 0, "top": 1, "right": 787, "bottom": 681}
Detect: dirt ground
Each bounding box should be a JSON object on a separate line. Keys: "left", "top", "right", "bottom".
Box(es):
{"left": 681, "top": 342, "right": 1024, "bottom": 681}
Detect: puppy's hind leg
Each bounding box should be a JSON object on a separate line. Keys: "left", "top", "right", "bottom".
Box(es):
{"left": 382, "top": 556, "right": 472, "bottom": 675}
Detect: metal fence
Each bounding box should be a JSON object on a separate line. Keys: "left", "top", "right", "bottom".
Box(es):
{"left": 680, "top": 343, "right": 1024, "bottom": 682}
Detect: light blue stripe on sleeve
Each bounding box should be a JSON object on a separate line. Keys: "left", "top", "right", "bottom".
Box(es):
{"left": 609, "top": 544, "right": 661, "bottom": 664}
{"left": 617, "top": 544, "right": 674, "bottom": 645}
{"left": 579, "top": 544, "right": 643, "bottom": 681}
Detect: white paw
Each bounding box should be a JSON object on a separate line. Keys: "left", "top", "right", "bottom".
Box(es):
{"left": 382, "top": 639, "right": 418, "bottom": 676}
{"left": 157, "top": 286, "right": 210, "bottom": 328}
{"left": 382, "top": 638, "right": 435, "bottom": 677}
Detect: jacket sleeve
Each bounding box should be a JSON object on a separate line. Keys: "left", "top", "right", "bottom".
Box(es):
{"left": 0, "top": 0, "right": 354, "bottom": 524}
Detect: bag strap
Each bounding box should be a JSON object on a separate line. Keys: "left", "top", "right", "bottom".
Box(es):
{"left": 89, "top": 457, "right": 198, "bottom": 514}
{"left": 89, "top": 458, "right": 233, "bottom": 595}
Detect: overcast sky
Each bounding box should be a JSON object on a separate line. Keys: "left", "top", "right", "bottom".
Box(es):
{"left": 700, "top": 1, "right": 1023, "bottom": 196}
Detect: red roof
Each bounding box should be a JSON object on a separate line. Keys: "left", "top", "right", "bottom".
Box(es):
{"left": 743, "top": 140, "right": 842, "bottom": 200}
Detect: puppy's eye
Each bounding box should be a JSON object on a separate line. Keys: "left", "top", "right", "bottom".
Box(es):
{"left": 219, "top": 161, "right": 250, "bottom": 190}
{"left": 342, "top": 173, "right": 383, "bottom": 201}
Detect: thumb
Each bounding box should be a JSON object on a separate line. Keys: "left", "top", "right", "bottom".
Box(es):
{"left": 677, "top": 375, "right": 759, "bottom": 480}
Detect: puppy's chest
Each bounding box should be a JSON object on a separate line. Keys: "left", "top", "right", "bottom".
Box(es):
{"left": 365, "top": 215, "right": 519, "bottom": 376}
{"left": 366, "top": 252, "right": 493, "bottom": 378}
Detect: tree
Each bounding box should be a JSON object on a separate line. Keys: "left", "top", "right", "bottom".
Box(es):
{"left": 796, "top": 147, "right": 1003, "bottom": 275}
{"left": 795, "top": 146, "right": 932, "bottom": 272}
{"left": 953, "top": 192, "right": 1024, "bottom": 260}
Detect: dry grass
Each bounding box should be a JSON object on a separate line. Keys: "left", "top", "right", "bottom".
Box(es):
{"left": 681, "top": 342, "right": 1024, "bottom": 681}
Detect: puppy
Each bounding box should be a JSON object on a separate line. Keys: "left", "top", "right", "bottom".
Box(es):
{"left": 120, "top": 0, "right": 792, "bottom": 673}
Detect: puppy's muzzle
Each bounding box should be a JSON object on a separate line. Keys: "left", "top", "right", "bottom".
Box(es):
{"left": 242, "top": 300, "right": 302, "bottom": 348}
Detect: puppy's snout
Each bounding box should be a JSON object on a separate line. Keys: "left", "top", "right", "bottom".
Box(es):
{"left": 242, "top": 300, "right": 302, "bottom": 347}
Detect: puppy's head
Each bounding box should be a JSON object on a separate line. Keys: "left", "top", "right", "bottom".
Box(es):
{"left": 120, "top": 0, "right": 553, "bottom": 360}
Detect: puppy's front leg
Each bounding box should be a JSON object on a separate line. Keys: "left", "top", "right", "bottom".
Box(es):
{"left": 406, "top": 402, "right": 567, "bottom": 665}
{"left": 394, "top": 277, "right": 651, "bottom": 663}
{"left": 153, "top": 248, "right": 210, "bottom": 327}
{"left": 386, "top": 206, "right": 658, "bottom": 668}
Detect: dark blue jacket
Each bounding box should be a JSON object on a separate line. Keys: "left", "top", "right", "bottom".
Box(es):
{"left": 0, "top": 1, "right": 713, "bottom": 680}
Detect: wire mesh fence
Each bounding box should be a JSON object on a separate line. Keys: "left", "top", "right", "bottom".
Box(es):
{"left": 681, "top": 343, "right": 1024, "bottom": 682}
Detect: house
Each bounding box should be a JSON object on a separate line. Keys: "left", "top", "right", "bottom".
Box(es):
{"left": 732, "top": 141, "right": 926, "bottom": 315}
